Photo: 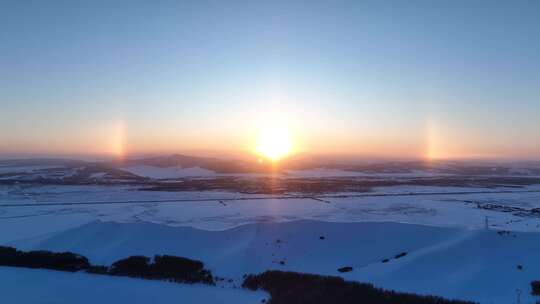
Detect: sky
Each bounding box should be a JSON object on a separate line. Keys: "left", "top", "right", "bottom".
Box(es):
{"left": 1, "top": 0, "right": 540, "bottom": 160}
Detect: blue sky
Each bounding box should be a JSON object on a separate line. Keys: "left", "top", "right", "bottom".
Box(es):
{"left": 1, "top": 0, "right": 539, "bottom": 159}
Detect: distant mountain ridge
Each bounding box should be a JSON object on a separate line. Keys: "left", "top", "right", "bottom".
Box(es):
{"left": 2, "top": 154, "right": 540, "bottom": 181}
{"left": 113, "top": 154, "right": 273, "bottom": 174}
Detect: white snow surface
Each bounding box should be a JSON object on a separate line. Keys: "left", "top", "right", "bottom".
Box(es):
{"left": 89, "top": 172, "right": 107, "bottom": 179}
{"left": 2, "top": 184, "right": 540, "bottom": 232}
{"left": 0, "top": 267, "right": 266, "bottom": 304}
{"left": 6, "top": 220, "right": 540, "bottom": 303}
{"left": 3, "top": 183, "right": 540, "bottom": 303}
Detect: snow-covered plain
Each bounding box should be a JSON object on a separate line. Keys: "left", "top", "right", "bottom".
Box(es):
{"left": 2, "top": 182, "right": 540, "bottom": 303}
{"left": 2, "top": 184, "right": 540, "bottom": 232}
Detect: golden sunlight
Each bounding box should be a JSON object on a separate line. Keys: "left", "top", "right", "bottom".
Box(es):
{"left": 110, "top": 121, "right": 126, "bottom": 157}
{"left": 256, "top": 126, "right": 292, "bottom": 161}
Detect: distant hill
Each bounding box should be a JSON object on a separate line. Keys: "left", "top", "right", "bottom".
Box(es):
{"left": 111, "top": 154, "right": 276, "bottom": 174}
{"left": 1, "top": 155, "right": 540, "bottom": 182}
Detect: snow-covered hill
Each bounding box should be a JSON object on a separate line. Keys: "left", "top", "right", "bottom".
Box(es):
{"left": 6, "top": 220, "right": 540, "bottom": 303}
{"left": 0, "top": 266, "right": 266, "bottom": 304}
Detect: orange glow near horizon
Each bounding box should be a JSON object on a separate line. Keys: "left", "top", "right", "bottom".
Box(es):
{"left": 2, "top": 116, "right": 539, "bottom": 161}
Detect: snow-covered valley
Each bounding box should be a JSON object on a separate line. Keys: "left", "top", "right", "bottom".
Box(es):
{"left": 2, "top": 159, "right": 540, "bottom": 303}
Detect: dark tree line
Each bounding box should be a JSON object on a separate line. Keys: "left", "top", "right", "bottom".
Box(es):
{"left": 108, "top": 255, "right": 214, "bottom": 284}
{"left": 0, "top": 246, "right": 214, "bottom": 284}
{"left": 531, "top": 281, "right": 540, "bottom": 295}
{"left": 0, "top": 246, "right": 89, "bottom": 271}
{"left": 243, "top": 270, "right": 476, "bottom": 304}
{"left": 0, "top": 245, "right": 479, "bottom": 303}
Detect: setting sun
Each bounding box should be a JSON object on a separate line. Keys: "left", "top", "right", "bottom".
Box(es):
{"left": 256, "top": 126, "right": 292, "bottom": 161}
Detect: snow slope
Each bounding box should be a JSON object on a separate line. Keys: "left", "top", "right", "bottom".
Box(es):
{"left": 9, "top": 220, "right": 540, "bottom": 303}
{"left": 0, "top": 267, "right": 267, "bottom": 304}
